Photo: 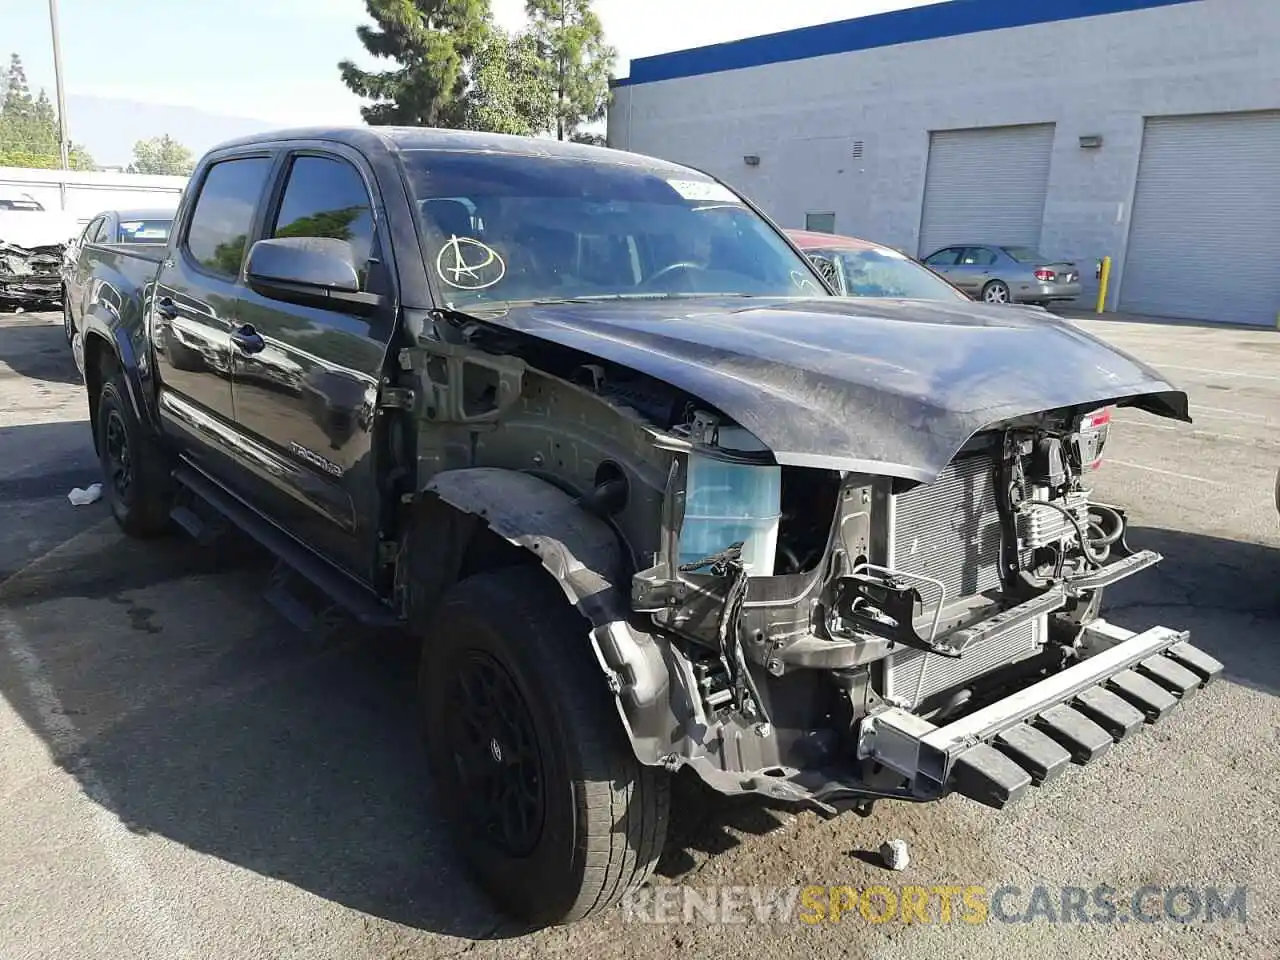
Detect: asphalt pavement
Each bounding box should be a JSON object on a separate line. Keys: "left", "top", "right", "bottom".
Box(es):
{"left": 1, "top": 309, "right": 1277, "bottom": 960}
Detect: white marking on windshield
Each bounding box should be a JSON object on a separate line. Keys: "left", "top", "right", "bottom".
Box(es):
{"left": 436, "top": 235, "right": 506, "bottom": 290}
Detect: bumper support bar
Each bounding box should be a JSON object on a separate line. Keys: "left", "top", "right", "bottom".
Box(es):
{"left": 863, "top": 619, "right": 1224, "bottom": 808}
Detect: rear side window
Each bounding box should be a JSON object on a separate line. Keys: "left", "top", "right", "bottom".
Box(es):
{"left": 184, "top": 156, "right": 274, "bottom": 278}
{"left": 1002, "top": 246, "right": 1043, "bottom": 263}
{"left": 120, "top": 219, "right": 172, "bottom": 243}
{"left": 271, "top": 155, "right": 377, "bottom": 290}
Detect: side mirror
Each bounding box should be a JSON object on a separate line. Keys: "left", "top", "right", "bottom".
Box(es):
{"left": 245, "top": 236, "right": 380, "bottom": 315}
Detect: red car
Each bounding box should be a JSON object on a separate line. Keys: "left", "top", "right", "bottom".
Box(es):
{"left": 786, "top": 228, "right": 970, "bottom": 302}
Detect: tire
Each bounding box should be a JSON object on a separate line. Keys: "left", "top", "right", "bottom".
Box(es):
{"left": 981, "top": 280, "right": 1011, "bottom": 304}
{"left": 62, "top": 288, "right": 74, "bottom": 344}
{"left": 418, "top": 566, "right": 670, "bottom": 927}
{"left": 96, "top": 368, "right": 174, "bottom": 538}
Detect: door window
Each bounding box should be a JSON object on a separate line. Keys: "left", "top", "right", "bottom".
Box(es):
{"left": 959, "top": 247, "right": 997, "bottom": 266}
{"left": 184, "top": 156, "right": 274, "bottom": 279}
{"left": 270, "top": 154, "right": 380, "bottom": 292}
{"left": 83, "top": 217, "right": 106, "bottom": 244}
{"left": 924, "top": 247, "right": 961, "bottom": 266}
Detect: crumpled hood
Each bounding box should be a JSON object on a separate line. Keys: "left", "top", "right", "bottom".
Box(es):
{"left": 466, "top": 296, "right": 1189, "bottom": 483}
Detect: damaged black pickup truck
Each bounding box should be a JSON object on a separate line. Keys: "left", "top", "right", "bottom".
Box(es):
{"left": 71, "top": 126, "right": 1222, "bottom": 927}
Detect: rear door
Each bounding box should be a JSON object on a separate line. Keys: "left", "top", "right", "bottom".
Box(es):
{"left": 231, "top": 146, "right": 397, "bottom": 581}
{"left": 67, "top": 215, "right": 106, "bottom": 324}
{"left": 949, "top": 246, "right": 998, "bottom": 292}
{"left": 151, "top": 152, "right": 276, "bottom": 472}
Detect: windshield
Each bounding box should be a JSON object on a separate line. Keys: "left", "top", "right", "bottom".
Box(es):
{"left": 815, "top": 247, "right": 969, "bottom": 301}
{"left": 119, "top": 219, "right": 172, "bottom": 243}
{"left": 401, "top": 149, "right": 829, "bottom": 307}
{"left": 1002, "top": 246, "right": 1044, "bottom": 263}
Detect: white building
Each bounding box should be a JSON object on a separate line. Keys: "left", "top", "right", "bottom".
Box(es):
{"left": 607, "top": 0, "right": 1280, "bottom": 326}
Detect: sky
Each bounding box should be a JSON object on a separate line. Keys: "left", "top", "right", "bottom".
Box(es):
{"left": 7, "top": 0, "right": 936, "bottom": 125}
{"left": 5, "top": 0, "right": 941, "bottom": 165}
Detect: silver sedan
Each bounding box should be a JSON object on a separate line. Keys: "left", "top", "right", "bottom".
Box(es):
{"left": 921, "top": 243, "right": 1083, "bottom": 305}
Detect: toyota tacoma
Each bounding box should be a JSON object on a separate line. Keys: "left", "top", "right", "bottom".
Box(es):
{"left": 68, "top": 126, "right": 1223, "bottom": 928}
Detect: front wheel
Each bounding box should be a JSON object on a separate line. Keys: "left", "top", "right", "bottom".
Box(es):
{"left": 982, "top": 279, "right": 1012, "bottom": 304}
{"left": 418, "top": 566, "right": 670, "bottom": 927}
{"left": 62, "top": 288, "right": 74, "bottom": 344}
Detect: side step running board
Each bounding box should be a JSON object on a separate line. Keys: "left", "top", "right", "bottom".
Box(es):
{"left": 171, "top": 462, "right": 401, "bottom": 629}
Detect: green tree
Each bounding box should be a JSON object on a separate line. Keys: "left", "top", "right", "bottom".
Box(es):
{"left": 460, "top": 28, "right": 555, "bottom": 135}
{"left": 127, "top": 134, "right": 195, "bottom": 175}
{"left": 0, "top": 53, "right": 95, "bottom": 169}
{"left": 338, "top": 0, "right": 491, "bottom": 128}
{"left": 524, "top": 0, "right": 615, "bottom": 141}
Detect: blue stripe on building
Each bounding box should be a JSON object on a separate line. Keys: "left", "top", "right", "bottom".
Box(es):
{"left": 611, "top": 0, "right": 1201, "bottom": 87}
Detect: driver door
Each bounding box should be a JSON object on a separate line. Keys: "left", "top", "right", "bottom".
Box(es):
{"left": 231, "top": 146, "right": 397, "bottom": 583}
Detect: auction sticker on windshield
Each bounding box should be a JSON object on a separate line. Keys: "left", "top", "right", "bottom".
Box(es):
{"left": 667, "top": 179, "right": 741, "bottom": 204}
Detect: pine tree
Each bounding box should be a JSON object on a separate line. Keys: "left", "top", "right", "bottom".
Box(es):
{"left": 0, "top": 52, "right": 95, "bottom": 169}
{"left": 524, "top": 0, "right": 615, "bottom": 141}
{"left": 339, "top": 0, "right": 492, "bottom": 128}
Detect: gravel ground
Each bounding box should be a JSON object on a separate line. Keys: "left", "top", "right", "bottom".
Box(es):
{"left": 1, "top": 309, "right": 1277, "bottom": 960}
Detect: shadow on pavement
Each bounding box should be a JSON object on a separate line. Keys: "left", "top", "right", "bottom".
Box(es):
{"left": 1102, "top": 524, "right": 1280, "bottom": 697}
{"left": 2, "top": 433, "right": 1277, "bottom": 942}
{"left": 0, "top": 314, "right": 83, "bottom": 386}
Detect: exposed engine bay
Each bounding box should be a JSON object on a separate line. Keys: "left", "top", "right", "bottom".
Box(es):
{"left": 624, "top": 393, "right": 1211, "bottom": 812}
{"left": 438, "top": 298, "right": 1220, "bottom": 814}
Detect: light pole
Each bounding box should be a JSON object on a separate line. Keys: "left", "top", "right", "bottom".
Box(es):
{"left": 48, "top": 0, "right": 71, "bottom": 208}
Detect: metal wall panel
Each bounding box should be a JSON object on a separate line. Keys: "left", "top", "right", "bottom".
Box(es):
{"left": 1120, "top": 111, "right": 1280, "bottom": 325}
{"left": 917, "top": 123, "right": 1055, "bottom": 258}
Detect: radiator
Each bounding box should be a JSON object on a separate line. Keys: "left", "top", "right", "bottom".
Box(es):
{"left": 890, "top": 453, "right": 1004, "bottom": 603}
{"left": 883, "top": 453, "right": 1044, "bottom": 709}
{"left": 883, "top": 617, "right": 1045, "bottom": 709}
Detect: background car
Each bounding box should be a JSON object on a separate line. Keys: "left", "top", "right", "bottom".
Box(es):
{"left": 920, "top": 243, "right": 1082, "bottom": 305}
{"left": 787, "top": 229, "right": 971, "bottom": 301}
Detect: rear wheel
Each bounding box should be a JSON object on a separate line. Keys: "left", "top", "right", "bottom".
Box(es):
{"left": 95, "top": 365, "right": 174, "bottom": 538}
{"left": 62, "top": 288, "right": 74, "bottom": 344}
{"left": 418, "top": 566, "right": 670, "bottom": 927}
{"left": 982, "top": 280, "right": 1011, "bottom": 304}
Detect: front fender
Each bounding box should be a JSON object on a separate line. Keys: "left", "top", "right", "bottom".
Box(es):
{"left": 423, "top": 467, "right": 693, "bottom": 766}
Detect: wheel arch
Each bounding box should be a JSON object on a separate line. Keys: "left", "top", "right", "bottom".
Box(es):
{"left": 408, "top": 467, "right": 690, "bottom": 766}
{"left": 82, "top": 312, "right": 158, "bottom": 452}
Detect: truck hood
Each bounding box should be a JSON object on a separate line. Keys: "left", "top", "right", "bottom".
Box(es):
{"left": 463, "top": 296, "right": 1189, "bottom": 483}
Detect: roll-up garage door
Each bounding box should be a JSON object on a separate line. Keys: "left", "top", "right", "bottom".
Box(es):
{"left": 917, "top": 123, "right": 1055, "bottom": 259}
{"left": 1120, "top": 111, "right": 1280, "bottom": 326}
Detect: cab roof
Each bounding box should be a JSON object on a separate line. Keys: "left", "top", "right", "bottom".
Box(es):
{"left": 205, "top": 125, "right": 702, "bottom": 178}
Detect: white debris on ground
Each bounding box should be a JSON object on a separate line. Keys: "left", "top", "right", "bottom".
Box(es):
{"left": 879, "top": 838, "right": 910, "bottom": 871}
{"left": 67, "top": 483, "right": 103, "bottom": 506}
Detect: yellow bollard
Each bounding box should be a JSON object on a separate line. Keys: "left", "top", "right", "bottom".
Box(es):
{"left": 1095, "top": 256, "right": 1112, "bottom": 314}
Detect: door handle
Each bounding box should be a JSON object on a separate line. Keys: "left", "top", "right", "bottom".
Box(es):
{"left": 156, "top": 296, "right": 179, "bottom": 320}
{"left": 229, "top": 324, "right": 265, "bottom": 354}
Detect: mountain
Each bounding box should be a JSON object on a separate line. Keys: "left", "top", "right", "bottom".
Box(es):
{"left": 65, "top": 94, "right": 282, "bottom": 168}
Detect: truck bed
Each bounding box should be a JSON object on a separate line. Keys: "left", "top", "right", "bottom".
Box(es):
{"left": 86, "top": 241, "right": 168, "bottom": 263}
